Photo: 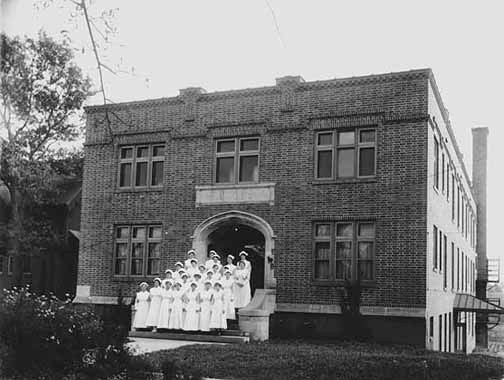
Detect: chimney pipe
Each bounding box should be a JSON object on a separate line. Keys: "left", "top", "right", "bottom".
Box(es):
{"left": 472, "top": 126, "right": 489, "bottom": 348}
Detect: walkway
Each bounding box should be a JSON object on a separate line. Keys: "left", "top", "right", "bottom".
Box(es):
{"left": 127, "top": 337, "right": 225, "bottom": 355}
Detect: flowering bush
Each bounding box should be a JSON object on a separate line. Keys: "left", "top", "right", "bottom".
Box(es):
{"left": 0, "top": 287, "right": 152, "bottom": 379}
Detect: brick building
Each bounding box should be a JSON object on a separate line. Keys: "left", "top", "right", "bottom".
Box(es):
{"left": 75, "top": 68, "right": 495, "bottom": 352}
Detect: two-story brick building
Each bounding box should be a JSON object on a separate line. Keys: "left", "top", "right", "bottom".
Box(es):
{"left": 75, "top": 68, "right": 497, "bottom": 352}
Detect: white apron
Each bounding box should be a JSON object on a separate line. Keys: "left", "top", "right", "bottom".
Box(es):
{"left": 146, "top": 287, "right": 163, "bottom": 327}
{"left": 168, "top": 289, "right": 184, "bottom": 329}
{"left": 234, "top": 268, "right": 251, "bottom": 308}
{"left": 183, "top": 289, "right": 200, "bottom": 331}
{"left": 209, "top": 289, "right": 227, "bottom": 329}
{"left": 133, "top": 291, "right": 150, "bottom": 329}
{"left": 222, "top": 277, "right": 236, "bottom": 319}
{"left": 157, "top": 288, "right": 172, "bottom": 329}
{"left": 199, "top": 288, "right": 213, "bottom": 331}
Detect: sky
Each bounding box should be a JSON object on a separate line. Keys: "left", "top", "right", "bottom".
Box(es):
{"left": 1, "top": 0, "right": 503, "bottom": 269}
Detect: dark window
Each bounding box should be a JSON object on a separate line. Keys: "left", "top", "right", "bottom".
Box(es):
{"left": 434, "top": 137, "right": 439, "bottom": 189}
{"left": 443, "top": 235, "right": 447, "bottom": 289}
{"left": 457, "top": 248, "right": 460, "bottom": 290}
{"left": 444, "top": 313, "right": 448, "bottom": 352}
{"left": 442, "top": 153, "right": 445, "bottom": 192}
{"left": 114, "top": 224, "right": 162, "bottom": 276}
{"left": 451, "top": 242, "right": 455, "bottom": 290}
{"left": 447, "top": 165, "right": 450, "bottom": 201}
{"left": 215, "top": 137, "right": 260, "bottom": 184}
{"left": 451, "top": 175, "right": 455, "bottom": 220}
{"left": 433, "top": 225, "right": 438, "bottom": 269}
{"left": 119, "top": 145, "right": 165, "bottom": 189}
{"left": 439, "top": 315, "right": 442, "bottom": 351}
{"left": 439, "top": 229, "right": 443, "bottom": 272}
{"left": 429, "top": 316, "right": 434, "bottom": 338}
{"left": 0, "top": 256, "right": 3, "bottom": 274}
{"left": 313, "top": 221, "right": 375, "bottom": 282}
{"left": 449, "top": 312, "right": 452, "bottom": 352}
{"left": 315, "top": 128, "right": 376, "bottom": 180}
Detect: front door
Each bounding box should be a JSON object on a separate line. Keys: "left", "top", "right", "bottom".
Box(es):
{"left": 207, "top": 223, "right": 265, "bottom": 296}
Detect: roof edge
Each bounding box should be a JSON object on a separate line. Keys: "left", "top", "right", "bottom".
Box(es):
{"left": 84, "top": 68, "right": 432, "bottom": 113}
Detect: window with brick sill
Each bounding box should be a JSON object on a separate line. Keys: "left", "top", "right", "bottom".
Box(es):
{"left": 118, "top": 144, "right": 165, "bottom": 189}
{"left": 114, "top": 224, "right": 162, "bottom": 276}
{"left": 315, "top": 128, "right": 376, "bottom": 180}
{"left": 214, "top": 137, "right": 260, "bottom": 184}
{"left": 313, "top": 221, "right": 375, "bottom": 282}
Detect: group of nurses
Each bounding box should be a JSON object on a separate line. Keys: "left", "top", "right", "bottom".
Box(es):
{"left": 132, "top": 249, "right": 252, "bottom": 332}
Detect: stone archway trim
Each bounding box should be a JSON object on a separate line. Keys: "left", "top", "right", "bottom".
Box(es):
{"left": 190, "top": 210, "right": 276, "bottom": 289}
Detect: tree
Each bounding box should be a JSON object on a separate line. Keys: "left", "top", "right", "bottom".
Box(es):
{"left": 0, "top": 31, "right": 91, "bottom": 285}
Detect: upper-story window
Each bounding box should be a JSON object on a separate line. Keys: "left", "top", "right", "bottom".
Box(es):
{"left": 118, "top": 145, "right": 165, "bottom": 189}
{"left": 433, "top": 136, "right": 440, "bottom": 189}
{"left": 114, "top": 224, "right": 162, "bottom": 276}
{"left": 315, "top": 128, "right": 376, "bottom": 180}
{"left": 215, "top": 137, "right": 260, "bottom": 184}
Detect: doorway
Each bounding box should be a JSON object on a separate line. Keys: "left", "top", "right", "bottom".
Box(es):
{"left": 207, "top": 223, "right": 265, "bottom": 295}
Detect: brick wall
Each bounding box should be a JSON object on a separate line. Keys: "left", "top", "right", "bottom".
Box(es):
{"left": 78, "top": 69, "right": 431, "bottom": 309}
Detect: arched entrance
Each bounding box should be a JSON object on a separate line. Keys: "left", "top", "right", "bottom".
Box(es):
{"left": 191, "top": 210, "right": 276, "bottom": 289}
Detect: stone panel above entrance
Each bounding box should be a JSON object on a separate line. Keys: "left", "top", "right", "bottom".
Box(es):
{"left": 195, "top": 183, "right": 275, "bottom": 207}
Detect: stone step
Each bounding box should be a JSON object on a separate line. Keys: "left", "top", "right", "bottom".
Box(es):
{"left": 129, "top": 330, "right": 250, "bottom": 344}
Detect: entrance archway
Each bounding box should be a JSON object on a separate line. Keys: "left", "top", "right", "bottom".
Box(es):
{"left": 191, "top": 210, "right": 276, "bottom": 289}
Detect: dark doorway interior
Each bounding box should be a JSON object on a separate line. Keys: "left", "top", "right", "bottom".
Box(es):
{"left": 208, "top": 223, "right": 265, "bottom": 296}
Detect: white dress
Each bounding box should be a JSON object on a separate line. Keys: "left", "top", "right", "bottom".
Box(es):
{"left": 205, "top": 259, "right": 214, "bottom": 271}
{"left": 146, "top": 286, "right": 163, "bottom": 327}
{"left": 168, "top": 289, "right": 184, "bottom": 329}
{"left": 184, "top": 258, "right": 194, "bottom": 269}
{"left": 234, "top": 268, "right": 251, "bottom": 308}
{"left": 183, "top": 289, "right": 200, "bottom": 331}
{"left": 157, "top": 288, "right": 172, "bottom": 329}
{"left": 209, "top": 289, "right": 227, "bottom": 329}
{"left": 222, "top": 277, "right": 236, "bottom": 319}
{"left": 226, "top": 263, "right": 237, "bottom": 274}
{"left": 133, "top": 291, "right": 150, "bottom": 329}
{"left": 199, "top": 288, "right": 213, "bottom": 331}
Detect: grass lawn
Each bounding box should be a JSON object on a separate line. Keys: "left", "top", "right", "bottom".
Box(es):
{"left": 142, "top": 339, "right": 504, "bottom": 380}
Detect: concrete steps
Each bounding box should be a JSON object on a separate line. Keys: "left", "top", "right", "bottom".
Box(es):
{"left": 129, "top": 329, "right": 250, "bottom": 344}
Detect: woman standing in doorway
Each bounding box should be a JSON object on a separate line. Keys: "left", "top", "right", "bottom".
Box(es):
{"left": 234, "top": 260, "right": 251, "bottom": 309}
{"left": 222, "top": 270, "right": 236, "bottom": 320}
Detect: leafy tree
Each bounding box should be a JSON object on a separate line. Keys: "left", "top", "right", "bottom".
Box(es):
{"left": 0, "top": 31, "right": 91, "bottom": 285}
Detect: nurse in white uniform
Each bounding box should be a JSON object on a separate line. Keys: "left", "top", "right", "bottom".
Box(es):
{"left": 145, "top": 278, "right": 163, "bottom": 331}
{"left": 222, "top": 270, "right": 236, "bottom": 320}
{"left": 205, "top": 250, "right": 217, "bottom": 271}
{"left": 161, "top": 269, "right": 174, "bottom": 288}
{"left": 234, "top": 260, "right": 251, "bottom": 309}
{"left": 168, "top": 282, "right": 184, "bottom": 330}
{"left": 184, "top": 249, "right": 197, "bottom": 269}
{"left": 199, "top": 280, "right": 213, "bottom": 332}
{"left": 209, "top": 281, "right": 227, "bottom": 330}
{"left": 183, "top": 282, "right": 200, "bottom": 331}
{"left": 157, "top": 280, "right": 173, "bottom": 329}
{"left": 133, "top": 282, "right": 150, "bottom": 330}
{"left": 225, "top": 255, "right": 236, "bottom": 274}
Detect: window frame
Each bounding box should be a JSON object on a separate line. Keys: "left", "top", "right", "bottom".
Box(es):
{"left": 314, "top": 128, "right": 377, "bottom": 181}
{"left": 113, "top": 224, "right": 162, "bottom": 278}
{"left": 118, "top": 144, "right": 165, "bottom": 190}
{"left": 434, "top": 136, "right": 440, "bottom": 190}
{"left": 7, "top": 256, "right": 13, "bottom": 275}
{"left": 214, "top": 137, "right": 261, "bottom": 185}
{"left": 312, "top": 221, "right": 376, "bottom": 285}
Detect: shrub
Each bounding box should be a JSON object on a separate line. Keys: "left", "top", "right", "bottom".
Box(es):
{"left": 0, "top": 286, "right": 153, "bottom": 379}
